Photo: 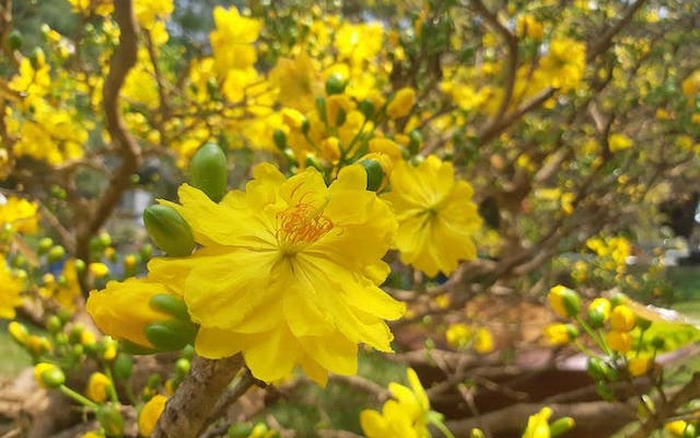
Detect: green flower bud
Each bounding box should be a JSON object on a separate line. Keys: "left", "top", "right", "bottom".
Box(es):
{"left": 96, "top": 404, "right": 125, "bottom": 437}
{"left": 47, "top": 245, "right": 66, "bottom": 263}
{"left": 35, "top": 363, "right": 65, "bottom": 388}
{"left": 143, "top": 205, "right": 195, "bottom": 257}
{"left": 149, "top": 294, "right": 190, "bottom": 321}
{"left": 189, "top": 143, "right": 228, "bottom": 203}
{"left": 114, "top": 353, "right": 134, "bottom": 380}
{"left": 360, "top": 160, "right": 384, "bottom": 192}
{"left": 140, "top": 243, "right": 153, "bottom": 261}
{"left": 335, "top": 107, "right": 347, "bottom": 126}
{"left": 595, "top": 380, "right": 614, "bottom": 401}
{"left": 120, "top": 340, "right": 158, "bottom": 355}
{"left": 683, "top": 423, "right": 696, "bottom": 438}
{"left": 144, "top": 319, "right": 197, "bottom": 352}
{"left": 98, "top": 232, "right": 112, "bottom": 248}
{"left": 587, "top": 357, "right": 612, "bottom": 381}
{"left": 358, "top": 99, "right": 375, "bottom": 119}
{"left": 146, "top": 373, "right": 162, "bottom": 389}
{"left": 325, "top": 73, "right": 347, "bottom": 95}
{"left": 228, "top": 423, "right": 254, "bottom": 438}
{"left": 273, "top": 130, "right": 287, "bottom": 151}
{"left": 315, "top": 96, "right": 328, "bottom": 124}
{"left": 469, "top": 429, "right": 486, "bottom": 438}
{"left": 181, "top": 344, "right": 195, "bottom": 360}
{"left": 46, "top": 315, "right": 62, "bottom": 334}
{"left": 549, "top": 417, "right": 575, "bottom": 437}
{"left": 175, "top": 358, "right": 191, "bottom": 379}
{"left": 301, "top": 118, "right": 311, "bottom": 135}
{"left": 636, "top": 317, "right": 652, "bottom": 331}
{"left": 7, "top": 30, "right": 23, "bottom": 51}
{"left": 29, "top": 47, "right": 45, "bottom": 70}
{"left": 74, "top": 259, "right": 86, "bottom": 274}
{"left": 408, "top": 130, "right": 422, "bottom": 155}
{"left": 38, "top": 237, "right": 53, "bottom": 255}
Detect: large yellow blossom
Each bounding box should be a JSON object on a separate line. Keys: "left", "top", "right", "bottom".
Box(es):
{"left": 148, "top": 163, "right": 404, "bottom": 384}
{"left": 382, "top": 156, "right": 482, "bottom": 277}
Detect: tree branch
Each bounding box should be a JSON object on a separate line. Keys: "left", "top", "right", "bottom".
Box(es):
{"left": 74, "top": 0, "right": 142, "bottom": 280}
{"left": 153, "top": 354, "right": 249, "bottom": 438}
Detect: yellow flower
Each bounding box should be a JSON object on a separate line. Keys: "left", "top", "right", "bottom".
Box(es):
{"left": 587, "top": 298, "right": 611, "bottom": 326}
{"left": 0, "top": 196, "right": 39, "bottom": 234}
{"left": 665, "top": 420, "right": 690, "bottom": 437}
{"left": 610, "top": 305, "right": 636, "bottom": 332}
{"left": 0, "top": 260, "right": 24, "bottom": 319}
{"left": 445, "top": 323, "right": 472, "bottom": 349}
{"left": 606, "top": 330, "right": 632, "bottom": 353}
{"left": 474, "top": 328, "right": 494, "bottom": 354}
{"left": 89, "top": 262, "right": 110, "bottom": 278}
{"left": 360, "top": 368, "right": 432, "bottom": 438}
{"left": 522, "top": 407, "right": 552, "bottom": 438}
{"left": 382, "top": 156, "right": 482, "bottom": 277}
{"left": 139, "top": 394, "right": 168, "bottom": 437}
{"left": 543, "top": 323, "right": 573, "bottom": 346}
{"left": 628, "top": 357, "right": 652, "bottom": 377}
{"left": 148, "top": 164, "right": 404, "bottom": 384}
{"left": 87, "top": 372, "right": 113, "bottom": 402}
{"left": 387, "top": 87, "right": 416, "bottom": 119}
{"left": 536, "top": 38, "right": 586, "bottom": 92}
{"left": 516, "top": 14, "right": 544, "bottom": 40}
{"left": 609, "top": 134, "right": 633, "bottom": 153}
{"left": 79, "top": 432, "right": 105, "bottom": 438}
{"left": 86, "top": 277, "right": 181, "bottom": 349}
{"left": 210, "top": 6, "right": 261, "bottom": 74}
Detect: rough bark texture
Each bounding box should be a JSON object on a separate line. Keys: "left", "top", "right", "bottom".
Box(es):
{"left": 152, "top": 354, "right": 246, "bottom": 438}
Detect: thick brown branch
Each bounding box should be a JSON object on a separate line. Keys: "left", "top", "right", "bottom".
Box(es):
{"left": 153, "top": 354, "right": 248, "bottom": 438}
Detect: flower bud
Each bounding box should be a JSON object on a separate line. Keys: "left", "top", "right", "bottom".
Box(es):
{"left": 37, "top": 237, "right": 53, "bottom": 255}
{"left": 87, "top": 372, "right": 113, "bottom": 402}
{"left": 547, "top": 285, "right": 581, "bottom": 318}
{"left": 315, "top": 96, "right": 328, "bottom": 124}
{"left": 359, "top": 160, "right": 384, "bottom": 192}
{"left": 143, "top": 205, "right": 195, "bottom": 257}
{"left": 273, "top": 130, "right": 287, "bottom": 151}
{"left": 46, "top": 245, "right": 66, "bottom": 263}
{"left": 228, "top": 423, "right": 254, "bottom": 438}
{"left": 325, "top": 73, "right": 347, "bottom": 95}
{"left": 7, "top": 30, "right": 23, "bottom": 51}
{"left": 408, "top": 130, "right": 422, "bottom": 155}
{"left": 606, "top": 330, "right": 632, "bottom": 353}
{"left": 144, "top": 319, "right": 197, "bottom": 352}
{"left": 8, "top": 321, "right": 29, "bottom": 344}
{"left": 469, "top": 429, "right": 486, "bottom": 438}
{"left": 610, "top": 305, "right": 636, "bottom": 332}
{"left": 358, "top": 99, "right": 375, "bottom": 119}
{"left": 114, "top": 353, "right": 134, "bottom": 380}
{"left": 138, "top": 394, "right": 167, "bottom": 437}
{"left": 34, "top": 362, "right": 65, "bottom": 388}
{"left": 587, "top": 298, "right": 611, "bottom": 328}
{"left": 96, "top": 404, "right": 125, "bottom": 437}
{"left": 549, "top": 417, "right": 575, "bottom": 437}
{"left": 386, "top": 87, "right": 416, "bottom": 119}
{"left": 189, "top": 143, "right": 228, "bottom": 203}
{"left": 586, "top": 357, "right": 613, "bottom": 381}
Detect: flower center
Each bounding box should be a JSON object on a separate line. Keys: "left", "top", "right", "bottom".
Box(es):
{"left": 277, "top": 202, "right": 332, "bottom": 252}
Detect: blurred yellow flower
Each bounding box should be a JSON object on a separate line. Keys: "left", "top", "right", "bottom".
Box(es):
{"left": 148, "top": 164, "right": 404, "bottom": 384}
{"left": 139, "top": 394, "right": 168, "bottom": 437}
{"left": 0, "top": 196, "right": 39, "bottom": 234}
{"left": 382, "top": 156, "right": 481, "bottom": 277}
{"left": 0, "top": 260, "right": 24, "bottom": 319}
{"left": 522, "top": 407, "right": 551, "bottom": 438}
{"left": 547, "top": 285, "right": 580, "bottom": 319}
{"left": 387, "top": 87, "right": 416, "bottom": 119}
{"left": 609, "top": 134, "right": 633, "bottom": 153}
{"left": 360, "top": 368, "right": 432, "bottom": 438}
{"left": 606, "top": 330, "right": 632, "bottom": 353}
{"left": 610, "top": 305, "right": 636, "bottom": 332}
{"left": 537, "top": 38, "right": 586, "bottom": 92}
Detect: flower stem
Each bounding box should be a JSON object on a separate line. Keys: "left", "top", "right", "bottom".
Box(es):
{"left": 59, "top": 385, "right": 100, "bottom": 410}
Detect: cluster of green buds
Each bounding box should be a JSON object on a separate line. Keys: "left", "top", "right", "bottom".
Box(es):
{"left": 143, "top": 141, "right": 227, "bottom": 258}
{"left": 545, "top": 286, "right": 664, "bottom": 401}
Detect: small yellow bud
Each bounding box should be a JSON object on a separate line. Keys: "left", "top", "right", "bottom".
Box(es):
{"left": 547, "top": 285, "right": 581, "bottom": 318}
{"left": 386, "top": 87, "right": 416, "bottom": 119}
{"left": 34, "top": 362, "right": 65, "bottom": 388}
{"left": 87, "top": 372, "right": 113, "bottom": 402}
{"left": 8, "top": 321, "right": 29, "bottom": 344}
